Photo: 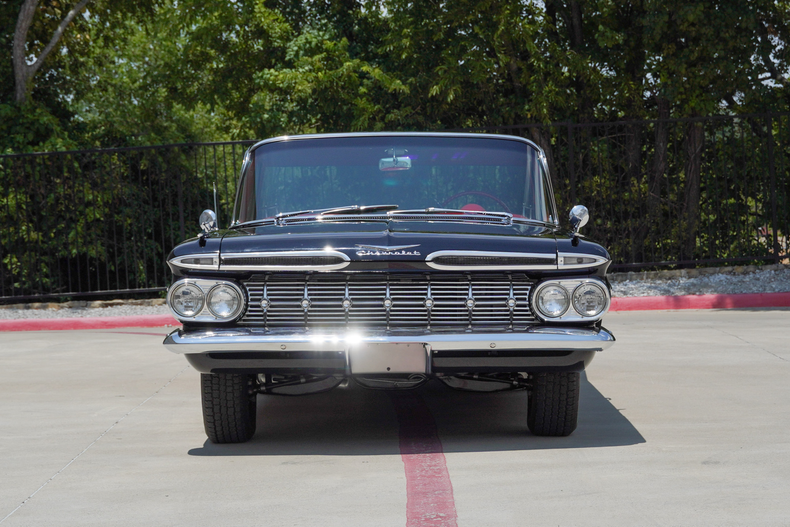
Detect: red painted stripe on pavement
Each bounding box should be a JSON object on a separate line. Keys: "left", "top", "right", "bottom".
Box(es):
{"left": 0, "top": 314, "right": 178, "bottom": 332}
{"left": 610, "top": 291, "right": 790, "bottom": 311}
{"left": 389, "top": 391, "right": 458, "bottom": 527}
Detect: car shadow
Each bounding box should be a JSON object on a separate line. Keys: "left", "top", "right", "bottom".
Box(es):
{"left": 188, "top": 372, "right": 644, "bottom": 457}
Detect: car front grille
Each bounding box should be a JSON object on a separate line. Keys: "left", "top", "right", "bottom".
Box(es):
{"left": 240, "top": 273, "right": 536, "bottom": 330}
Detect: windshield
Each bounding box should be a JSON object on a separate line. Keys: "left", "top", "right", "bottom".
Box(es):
{"left": 233, "top": 135, "right": 553, "bottom": 224}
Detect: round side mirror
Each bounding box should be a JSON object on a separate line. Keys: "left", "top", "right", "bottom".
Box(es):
{"left": 199, "top": 209, "right": 218, "bottom": 233}
{"left": 569, "top": 205, "right": 589, "bottom": 234}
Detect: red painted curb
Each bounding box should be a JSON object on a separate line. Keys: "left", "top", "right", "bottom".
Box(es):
{"left": 610, "top": 291, "right": 790, "bottom": 311}
{"left": 1, "top": 291, "right": 788, "bottom": 332}
{"left": 0, "top": 314, "right": 178, "bottom": 332}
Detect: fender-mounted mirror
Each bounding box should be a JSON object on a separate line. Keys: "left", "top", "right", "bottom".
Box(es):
{"left": 199, "top": 209, "right": 218, "bottom": 233}
{"left": 569, "top": 205, "right": 589, "bottom": 235}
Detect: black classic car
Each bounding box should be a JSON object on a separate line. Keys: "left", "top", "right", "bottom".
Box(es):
{"left": 163, "top": 132, "right": 615, "bottom": 443}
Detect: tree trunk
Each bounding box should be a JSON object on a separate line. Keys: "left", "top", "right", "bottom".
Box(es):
{"left": 12, "top": 0, "right": 92, "bottom": 105}
{"left": 13, "top": 0, "right": 38, "bottom": 104}
{"left": 648, "top": 97, "right": 670, "bottom": 214}
{"left": 682, "top": 121, "right": 705, "bottom": 261}
{"left": 625, "top": 121, "right": 642, "bottom": 262}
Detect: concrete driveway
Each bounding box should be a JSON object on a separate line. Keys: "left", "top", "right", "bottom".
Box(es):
{"left": 1, "top": 309, "right": 789, "bottom": 526}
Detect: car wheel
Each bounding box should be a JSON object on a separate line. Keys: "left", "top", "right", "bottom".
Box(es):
{"left": 527, "top": 372, "right": 579, "bottom": 437}
{"left": 201, "top": 373, "right": 257, "bottom": 444}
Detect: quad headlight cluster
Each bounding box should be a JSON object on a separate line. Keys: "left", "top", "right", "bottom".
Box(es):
{"left": 167, "top": 279, "right": 245, "bottom": 322}
{"left": 531, "top": 279, "right": 610, "bottom": 322}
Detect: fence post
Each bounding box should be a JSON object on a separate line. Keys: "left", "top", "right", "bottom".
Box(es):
{"left": 567, "top": 122, "right": 576, "bottom": 204}
{"left": 177, "top": 167, "right": 185, "bottom": 242}
{"left": 767, "top": 115, "right": 780, "bottom": 264}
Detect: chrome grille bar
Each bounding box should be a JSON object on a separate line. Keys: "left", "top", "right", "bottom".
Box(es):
{"left": 241, "top": 273, "right": 536, "bottom": 330}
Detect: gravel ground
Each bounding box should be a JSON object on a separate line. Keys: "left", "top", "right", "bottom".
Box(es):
{"left": 610, "top": 267, "right": 790, "bottom": 297}
{"left": 0, "top": 304, "right": 170, "bottom": 320}
{"left": 2, "top": 267, "right": 789, "bottom": 319}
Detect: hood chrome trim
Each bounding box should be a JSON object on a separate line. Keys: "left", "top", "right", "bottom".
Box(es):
{"left": 219, "top": 250, "right": 351, "bottom": 271}
{"left": 557, "top": 252, "right": 610, "bottom": 269}
{"left": 425, "top": 251, "right": 558, "bottom": 270}
{"left": 169, "top": 252, "right": 220, "bottom": 271}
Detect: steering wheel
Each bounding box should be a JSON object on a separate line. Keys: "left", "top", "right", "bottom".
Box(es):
{"left": 440, "top": 191, "right": 512, "bottom": 214}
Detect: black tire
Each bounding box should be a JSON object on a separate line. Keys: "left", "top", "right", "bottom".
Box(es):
{"left": 201, "top": 373, "right": 257, "bottom": 444}
{"left": 527, "top": 372, "right": 580, "bottom": 437}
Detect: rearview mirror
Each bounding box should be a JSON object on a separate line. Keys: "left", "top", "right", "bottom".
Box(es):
{"left": 380, "top": 148, "right": 411, "bottom": 171}
{"left": 379, "top": 156, "right": 412, "bottom": 171}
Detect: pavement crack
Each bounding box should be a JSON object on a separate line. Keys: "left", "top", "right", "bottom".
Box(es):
{"left": 0, "top": 366, "right": 190, "bottom": 524}
{"left": 714, "top": 327, "right": 788, "bottom": 362}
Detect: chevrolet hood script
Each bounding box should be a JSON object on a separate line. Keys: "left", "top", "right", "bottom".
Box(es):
{"left": 355, "top": 244, "right": 422, "bottom": 256}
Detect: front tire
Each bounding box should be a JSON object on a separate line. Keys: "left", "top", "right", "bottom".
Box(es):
{"left": 201, "top": 373, "right": 257, "bottom": 444}
{"left": 527, "top": 372, "right": 580, "bottom": 436}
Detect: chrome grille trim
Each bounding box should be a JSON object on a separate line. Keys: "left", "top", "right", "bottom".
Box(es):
{"left": 220, "top": 250, "right": 350, "bottom": 271}
{"left": 425, "top": 250, "right": 558, "bottom": 270}
{"left": 241, "top": 273, "right": 536, "bottom": 330}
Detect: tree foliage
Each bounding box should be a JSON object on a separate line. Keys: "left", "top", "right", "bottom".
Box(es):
{"left": 1, "top": 0, "right": 790, "bottom": 148}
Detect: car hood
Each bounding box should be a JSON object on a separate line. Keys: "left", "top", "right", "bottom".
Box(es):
{"left": 219, "top": 221, "right": 558, "bottom": 262}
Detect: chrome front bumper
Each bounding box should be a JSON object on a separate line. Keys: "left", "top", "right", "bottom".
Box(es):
{"left": 164, "top": 326, "right": 615, "bottom": 374}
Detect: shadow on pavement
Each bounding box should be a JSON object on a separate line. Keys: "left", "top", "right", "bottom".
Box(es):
{"left": 188, "top": 372, "right": 644, "bottom": 457}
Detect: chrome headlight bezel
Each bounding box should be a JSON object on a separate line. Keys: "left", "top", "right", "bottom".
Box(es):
{"left": 534, "top": 283, "right": 570, "bottom": 319}
{"left": 206, "top": 283, "right": 244, "bottom": 319}
{"left": 169, "top": 282, "right": 206, "bottom": 318}
{"left": 167, "top": 278, "right": 245, "bottom": 322}
{"left": 531, "top": 278, "right": 610, "bottom": 323}
{"left": 571, "top": 281, "right": 608, "bottom": 318}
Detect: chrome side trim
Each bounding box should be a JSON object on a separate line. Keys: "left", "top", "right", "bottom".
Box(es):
{"left": 219, "top": 250, "right": 351, "bottom": 271}
{"left": 169, "top": 252, "right": 220, "bottom": 271}
{"left": 558, "top": 252, "right": 610, "bottom": 269}
{"left": 164, "top": 326, "right": 616, "bottom": 354}
{"left": 425, "top": 250, "right": 558, "bottom": 270}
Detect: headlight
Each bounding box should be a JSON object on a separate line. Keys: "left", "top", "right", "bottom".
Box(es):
{"left": 167, "top": 279, "right": 246, "bottom": 321}
{"left": 207, "top": 284, "right": 243, "bottom": 319}
{"left": 532, "top": 278, "right": 610, "bottom": 322}
{"left": 170, "top": 283, "right": 205, "bottom": 317}
{"left": 572, "top": 283, "right": 607, "bottom": 317}
{"left": 536, "top": 285, "right": 570, "bottom": 318}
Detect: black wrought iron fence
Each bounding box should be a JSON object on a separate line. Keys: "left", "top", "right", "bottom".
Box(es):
{"left": 0, "top": 141, "right": 253, "bottom": 302}
{"left": 1, "top": 113, "right": 788, "bottom": 302}
{"left": 474, "top": 113, "right": 790, "bottom": 270}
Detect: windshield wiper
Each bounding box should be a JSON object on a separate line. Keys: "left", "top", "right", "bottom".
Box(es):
{"left": 320, "top": 204, "right": 399, "bottom": 215}
{"left": 231, "top": 204, "right": 400, "bottom": 229}
{"left": 230, "top": 218, "right": 279, "bottom": 229}
{"left": 390, "top": 207, "right": 512, "bottom": 218}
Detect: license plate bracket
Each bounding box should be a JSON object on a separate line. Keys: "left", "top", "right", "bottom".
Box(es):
{"left": 349, "top": 343, "right": 427, "bottom": 374}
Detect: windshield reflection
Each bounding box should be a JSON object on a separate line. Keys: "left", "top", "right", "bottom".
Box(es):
{"left": 234, "top": 135, "right": 551, "bottom": 224}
